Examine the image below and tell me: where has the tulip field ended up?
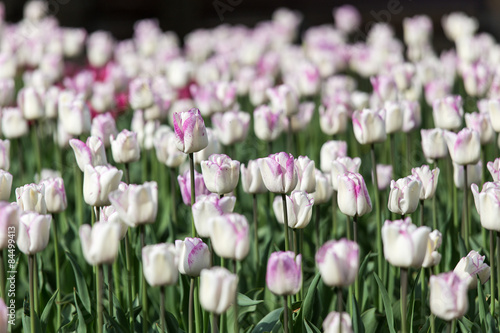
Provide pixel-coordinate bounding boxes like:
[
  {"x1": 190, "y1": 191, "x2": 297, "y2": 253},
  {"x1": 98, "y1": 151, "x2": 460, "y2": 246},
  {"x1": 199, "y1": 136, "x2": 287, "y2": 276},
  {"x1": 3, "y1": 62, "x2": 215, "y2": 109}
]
[{"x1": 1, "y1": 1, "x2": 500, "y2": 333}]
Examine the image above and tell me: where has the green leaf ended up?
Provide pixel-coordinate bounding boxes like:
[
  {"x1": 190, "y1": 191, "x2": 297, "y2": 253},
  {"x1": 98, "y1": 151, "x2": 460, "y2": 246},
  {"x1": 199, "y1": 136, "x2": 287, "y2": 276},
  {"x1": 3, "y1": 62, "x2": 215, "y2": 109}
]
[
  {"x1": 238, "y1": 293, "x2": 264, "y2": 307},
  {"x1": 40, "y1": 289, "x2": 58, "y2": 331},
  {"x1": 302, "y1": 272, "x2": 320, "y2": 321},
  {"x1": 251, "y1": 308, "x2": 283, "y2": 333},
  {"x1": 73, "y1": 290, "x2": 87, "y2": 333},
  {"x1": 352, "y1": 293, "x2": 365, "y2": 333},
  {"x1": 66, "y1": 251, "x2": 91, "y2": 313},
  {"x1": 373, "y1": 272, "x2": 396, "y2": 333},
  {"x1": 304, "y1": 319, "x2": 321, "y2": 333},
  {"x1": 361, "y1": 308, "x2": 377, "y2": 333}
]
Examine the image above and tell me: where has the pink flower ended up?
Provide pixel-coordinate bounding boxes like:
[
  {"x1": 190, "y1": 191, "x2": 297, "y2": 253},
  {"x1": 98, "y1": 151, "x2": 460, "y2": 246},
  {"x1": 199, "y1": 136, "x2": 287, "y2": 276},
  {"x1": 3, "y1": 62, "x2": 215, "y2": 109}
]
[
  {"x1": 253, "y1": 105, "x2": 284, "y2": 142},
  {"x1": 444, "y1": 128, "x2": 481, "y2": 165},
  {"x1": 429, "y1": 272, "x2": 468, "y2": 320},
  {"x1": 258, "y1": 152, "x2": 298, "y2": 194},
  {"x1": 337, "y1": 172, "x2": 372, "y2": 217},
  {"x1": 266, "y1": 251, "x2": 302, "y2": 296},
  {"x1": 333, "y1": 5, "x2": 361, "y2": 34},
  {"x1": 177, "y1": 169, "x2": 210, "y2": 206},
  {"x1": 316, "y1": 238, "x2": 359, "y2": 287},
  {"x1": 192, "y1": 193, "x2": 236, "y2": 237},
  {"x1": 173, "y1": 108, "x2": 209, "y2": 154},
  {"x1": 91, "y1": 112, "x2": 117, "y2": 147}
]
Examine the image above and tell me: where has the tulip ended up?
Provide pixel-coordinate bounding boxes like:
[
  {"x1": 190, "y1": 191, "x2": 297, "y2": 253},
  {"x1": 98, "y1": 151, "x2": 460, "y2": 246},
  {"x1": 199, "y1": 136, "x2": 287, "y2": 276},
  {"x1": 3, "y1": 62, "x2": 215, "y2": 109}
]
[
  {"x1": 79, "y1": 222, "x2": 120, "y2": 265},
  {"x1": 190, "y1": 83, "x2": 223, "y2": 116},
  {"x1": 331, "y1": 157, "x2": 362, "y2": 191},
  {"x1": 0, "y1": 298, "x2": 7, "y2": 332},
  {"x1": 165, "y1": 57, "x2": 192, "y2": 89},
  {"x1": 411, "y1": 165, "x2": 440, "y2": 200},
  {"x1": 391, "y1": 62, "x2": 416, "y2": 92},
  {"x1": 87, "y1": 31, "x2": 114, "y2": 68},
  {"x1": 337, "y1": 172, "x2": 372, "y2": 217},
  {"x1": 383, "y1": 101, "x2": 403, "y2": 134},
  {"x1": 201, "y1": 154, "x2": 240, "y2": 195},
  {"x1": 154, "y1": 126, "x2": 186, "y2": 168},
  {"x1": 323, "y1": 311, "x2": 353, "y2": 333},
  {"x1": 471, "y1": 182, "x2": 500, "y2": 231},
  {"x1": 110, "y1": 129, "x2": 141, "y2": 164},
  {"x1": 193, "y1": 128, "x2": 221, "y2": 164},
  {"x1": 240, "y1": 160, "x2": 267, "y2": 195},
  {"x1": 253, "y1": 105, "x2": 284, "y2": 142},
  {"x1": 319, "y1": 104, "x2": 348, "y2": 136},
  {"x1": 442, "y1": 12, "x2": 477, "y2": 42},
  {"x1": 432, "y1": 96, "x2": 463, "y2": 131},
  {"x1": 91, "y1": 113, "x2": 117, "y2": 147},
  {"x1": 142, "y1": 243, "x2": 178, "y2": 286},
  {"x1": 83, "y1": 165, "x2": 123, "y2": 207},
  {"x1": 58, "y1": 91, "x2": 91, "y2": 136},
  {"x1": 192, "y1": 193, "x2": 235, "y2": 238},
  {"x1": 444, "y1": 128, "x2": 481, "y2": 165},
  {"x1": 465, "y1": 112, "x2": 494, "y2": 145},
  {"x1": 213, "y1": 81, "x2": 237, "y2": 112},
  {"x1": 69, "y1": 137, "x2": 108, "y2": 172},
  {"x1": 267, "y1": 84, "x2": 299, "y2": 116},
  {"x1": 371, "y1": 75, "x2": 398, "y2": 105},
  {"x1": 100, "y1": 205, "x2": 128, "y2": 240},
  {"x1": 462, "y1": 61, "x2": 491, "y2": 97},
  {"x1": 40, "y1": 177, "x2": 67, "y2": 214},
  {"x1": 211, "y1": 110, "x2": 250, "y2": 146},
  {"x1": 425, "y1": 79, "x2": 451, "y2": 106},
  {"x1": 0, "y1": 170, "x2": 12, "y2": 201},
  {"x1": 420, "y1": 128, "x2": 448, "y2": 162},
  {"x1": 0, "y1": 79, "x2": 14, "y2": 107},
  {"x1": 388, "y1": 176, "x2": 422, "y2": 215},
  {"x1": 44, "y1": 86, "x2": 60, "y2": 119},
  {"x1": 311, "y1": 170, "x2": 333, "y2": 205},
  {"x1": 294, "y1": 156, "x2": 316, "y2": 193},
  {"x1": 199, "y1": 266, "x2": 238, "y2": 314},
  {"x1": 129, "y1": 77, "x2": 154, "y2": 110},
  {"x1": 334, "y1": 4, "x2": 360, "y2": 34},
  {"x1": 454, "y1": 162, "x2": 481, "y2": 190},
  {"x1": 429, "y1": 272, "x2": 468, "y2": 321},
  {"x1": 453, "y1": 250, "x2": 490, "y2": 289},
  {"x1": 0, "y1": 202, "x2": 19, "y2": 249},
  {"x1": 352, "y1": 109, "x2": 387, "y2": 145},
  {"x1": 0, "y1": 140, "x2": 10, "y2": 172},
  {"x1": 289, "y1": 102, "x2": 315, "y2": 133},
  {"x1": 376, "y1": 164, "x2": 393, "y2": 190},
  {"x1": 249, "y1": 75, "x2": 274, "y2": 106},
  {"x1": 177, "y1": 169, "x2": 210, "y2": 206},
  {"x1": 421, "y1": 229, "x2": 442, "y2": 268},
  {"x1": 90, "y1": 82, "x2": 115, "y2": 113},
  {"x1": 210, "y1": 213, "x2": 250, "y2": 261},
  {"x1": 266, "y1": 251, "x2": 302, "y2": 295},
  {"x1": 18, "y1": 87, "x2": 44, "y2": 121},
  {"x1": 62, "y1": 27, "x2": 86, "y2": 57},
  {"x1": 401, "y1": 100, "x2": 422, "y2": 133},
  {"x1": 17, "y1": 211, "x2": 52, "y2": 255},
  {"x1": 175, "y1": 237, "x2": 211, "y2": 277},
  {"x1": 488, "y1": 99, "x2": 500, "y2": 131},
  {"x1": 273, "y1": 190, "x2": 314, "y2": 229},
  {"x1": 487, "y1": 158, "x2": 500, "y2": 181},
  {"x1": 258, "y1": 152, "x2": 298, "y2": 194},
  {"x1": 16, "y1": 183, "x2": 46, "y2": 214},
  {"x1": 382, "y1": 217, "x2": 431, "y2": 268},
  {"x1": 63, "y1": 71, "x2": 94, "y2": 100},
  {"x1": 403, "y1": 15, "x2": 432, "y2": 47},
  {"x1": 173, "y1": 108, "x2": 209, "y2": 154},
  {"x1": 320, "y1": 140, "x2": 348, "y2": 173},
  {"x1": 2, "y1": 107, "x2": 28, "y2": 139},
  {"x1": 108, "y1": 181, "x2": 157, "y2": 227},
  {"x1": 316, "y1": 239, "x2": 359, "y2": 287}
]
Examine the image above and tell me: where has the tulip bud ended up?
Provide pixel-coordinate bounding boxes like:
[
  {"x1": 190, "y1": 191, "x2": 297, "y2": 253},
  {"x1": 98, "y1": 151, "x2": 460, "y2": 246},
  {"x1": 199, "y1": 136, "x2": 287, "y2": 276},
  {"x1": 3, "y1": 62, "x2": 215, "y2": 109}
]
[
  {"x1": 0, "y1": 79, "x2": 14, "y2": 107},
  {"x1": 175, "y1": 237, "x2": 211, "y2": 277},
  {"x1": 290, "y1": 102, "x2": 315, "y2": 133},
  {"x1": 129, "y1": 77, "x2": 154, "y2": 110},
  {"x1": 253, "y1": 105, "x2": 284, "y2": 142},
  {"x1": 316, "y1": 238, "x2": 359, "y2": 287},
  {"x1": 444, "y1": 128, "x2": 481, "y2": 165},
  {"x1": 18, "y1": 87, "x2": 44, "y2": 121},
  {"x1": 80, "y1": 222, "x2": 120, "y2": 265},
  {"x1": 100, "y1": 205, "x2": 128, "y2": 240},
  {"x1": 17, "y1": 211, "x2": 52, "y2": 255},
  {"x1": 462, "y1": 61, "x2": 491, "y2": 97},
  {"x1": 2, "y1": 107, "x2": 28, "y2": 139},
  {"x1": 432, "y1": 96, "x2": 463, "y2": 130},
  {"x1": 294, "y1": 156, "x2": 316, "y2": 193},
  {"x1": 267, "y1": 84, "x2": 299, "y2": 116},
  {"x1": 323, "y1": 311, "x2": 353, "y2": 333},
  {"x1": 70, "y1": 137, "x2": 108, "y2": 172},
  {"x1": 401, "y1": 100, "x2": 422, "y2": 133},
  {"x1": 90, "y1": 82, "x2": 115, "y2": 113},
  {"x1": 40, "y1": 177, "x2": 67, "y2": 214},
  {"x1": 487, "y1": 158, "x2": 500, "y2": 182},
  {"x1": 411, "y1": 165, "x2": 440, "y2": 200},
  {"x1": 211, "y1": 110, "x2": 250, "y2": 146},
  {"x1": 454, "y1": 162, "x2": 481, "y2": 190},
  {"x1": 63, "y1": 71, "x2": 94, "y2": 100},
  {"x1": 110, "y1": 129, "x2": 141, "y2": 164},
  {"x1": 154, "y1": 126, "x2": 186, "y2": 168},
  {"x1": 388, "y1": 176, "x2": 422, "y2": 215},
  {"x1": 334, "y1": 4, "x2": 360, "y2": 34},
  {"x1": 87, "y1": 31, "x2": 114, "y2": 68},
  {"x1": 63, "y1": 27, "x2": 86, "y2": 58},
  {"x1": 376, "y1": 164, "x2": 393, "y2": 190},
  {"x1": 471, "y1": 181, "x2": 500, "y2": 231},
  {"x1": 201, "y1": 154, "x2": 240, "y2": 195},
  {"x1": 91, "y1": 113, "x2": 117, "y2": 147},
  {"x1": 337, "y1": 172, "x2": 372, "y2": 217},
  {"x1": 311, "y1": 169, "x2": 333, "y2": 204},
  {"x1": 273, "y1": 190, "x2": 314, "y2": 229},
  {"x1": 453, "y1": 250, "x2": 490, "y2": 289},
  {"x1": 44, "y1": 86, "x2": 60, "y2": 119},
  {"x1": 421, "y1": 128, "x2": 448, "y2": 162},
  {"x1": 16, "y1": 183, "x2": 46, "y2": 214},
  {"x1": 422, "y1": 229, "x2": 442, "y2": 268},
  {"x1": 488, "y1": 99, "x2": 500, "y2": 131},
  {"x1": 192, "y1": 194, "x2": 235, "y2": 237},
  {"x1": 210, "y1": 213, "x2": 250, "y2": 261},
  {"x1": 0, "y1": 140, "x2": 9, "y2": 171},
  {"x1": 0, "y1": 170, "x2": 12, "y2": 201},
  {"x1": 429, "y1": 272, "x2": 468, "y2": 321},
  {"x1": 142, "y1": 243, "x2": 178, "y2": 286},
  {"x1": 240, "y1": 160, "x2": 267, "y2": 195},
  {"x1": 258, "y1": 152, "x2": 298, "y2": 194},
  {"x1": 58, "y1": 91, "x2": 91, "y2": 136},
  {"x1": 199, "y1": 266, "x2": 238, "y2": 314},
  {"x1": 83, "y1": 165, "x2": 123, "y2": 207},
  {"x1": 352, "y1": 109, "x2": 387, "y2": 145},
  {"x1": 249, "y1": 75, "x2": 274, "y2": 106},
  {"x1": 383, "y1": 101, "x2": 403, "y2": 134},
  {"x1": 382, "y1": 217, "x2": 431, "y2": 268},
  {"x1": 193, "y1": 128, "x2": 221, "y2": 164},
  {"x1": 465, "y1": 112, "x2": 494, "y2": 145},
  {"x1": 266, "y1": 251, "x2": 302, "y2": 296},
  {"x1": 442, "y1": 12, "x2": 477, "y2": 42},
  {"x1": 173, "y1": 108, "x2": 209, "y2": 154},
  {"x1": 109, "y1": 181, "x2": 157, "y2": 227},
  {"x1": 331, "y1": 157, "x2": 361, "y2": 191},
  {"x1": 0, "y1": 202, "x2": 19, "y2": 249},
  {"x1": 318, "y1": 103, "x2": 348, "y2": 136},
  {"x1": 177, "y1": 169, "x2": 210, "y2": 206},
  {"x1": 371, "y1": 75, "x2": 398, "y2": 103},
  {"x1": 320, "y1": 140, "x2": 348, "y2": 173}
]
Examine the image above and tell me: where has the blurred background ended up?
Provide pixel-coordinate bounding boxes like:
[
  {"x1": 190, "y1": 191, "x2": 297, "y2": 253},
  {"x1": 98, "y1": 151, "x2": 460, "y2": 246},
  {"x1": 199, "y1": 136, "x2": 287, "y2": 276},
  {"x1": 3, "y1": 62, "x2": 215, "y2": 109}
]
[{"x1": 1, "y1": 0, "x2": 499, "y2": 49}]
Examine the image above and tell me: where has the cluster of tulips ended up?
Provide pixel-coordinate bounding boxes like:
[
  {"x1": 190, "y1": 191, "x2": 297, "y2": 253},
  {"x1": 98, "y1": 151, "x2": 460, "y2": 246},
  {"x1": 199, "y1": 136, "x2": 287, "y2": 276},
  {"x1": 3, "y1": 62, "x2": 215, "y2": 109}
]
[{"x1": 0, "y1": 1, "x2": 499, "y2": 332}]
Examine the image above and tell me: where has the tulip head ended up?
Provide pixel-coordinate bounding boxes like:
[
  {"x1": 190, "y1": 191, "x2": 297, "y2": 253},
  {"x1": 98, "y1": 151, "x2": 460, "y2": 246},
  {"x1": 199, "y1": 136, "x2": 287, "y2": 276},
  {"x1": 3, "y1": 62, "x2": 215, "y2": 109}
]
[
  {"x1": 266, "y1": 251, "x2": 302, "y2": 296},
  {"x1": 453, "y1": 250, "x2": 490, "y2": 289},
  {"x1": 411, "y1": 165, "x2": 440, "y2": 200},
  {"x1": 429, "y1": 272, "x2": 468, "y2": 321},
  {"x1": 352, "y1": 108, "x2": 387, "y2": 145},
  {"x1": 142, "y1": 243, "x2": 178, "y2": 286},
  {"x1": 17, "y1": 211, "x2": 52, "y2": 255},
  {"x1": 192, "y1": 193, "x2": 236, "y2": 237},
  {"x1": 173, "y1": 108, "x2": 209, "y2": 154},
  {"x1": 199, "y1": 267, "x2": 238, "y2": 314},
  {"x1": 201, "y1": 154, "x2": 240, "y2": 195},
  {"x1": 337, "y1": 172, "x2": 372, "y2": 217},
  {"x1": 40, "y1": 177, "x2": 67, "y2": 213},
  {"x1": 444, "y1": 128, "x2": 481, "y2": 165},
  {"x1": 83, "y1": 165, "x2": 123, "y2": 207},
  {"x1": 421, "y1": 229, "x2": 442, "y2": 268},
  {"x1": 110, "y1": 129, "x2": 141, "y2": 164},
  {"x1": 258, "y1": 152, "x2": 298, "y2": 194},
  {"x1": 209, "y1": 213, "x2": 250, "y2": 261},
  {"x1": 175, "y1": 237, "x2": 211, "y2": 277},
  {"x1": 273, "y1": 190, "x2": 314, "y2": 229},
  {"x1": 387, "y1": 176, "x2": 422, "y2": 215},
  {"x1": 240, "y1": 160, "x2": 267, "y2": 195},
  {"x1": 316, "y1": 238, "x2": 359, "y2": 287}
]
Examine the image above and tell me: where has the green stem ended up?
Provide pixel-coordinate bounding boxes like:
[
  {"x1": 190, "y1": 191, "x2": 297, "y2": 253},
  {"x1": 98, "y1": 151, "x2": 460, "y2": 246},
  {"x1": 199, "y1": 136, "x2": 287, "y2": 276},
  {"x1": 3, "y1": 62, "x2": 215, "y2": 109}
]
[
  {"x1": 419, "y1": 200, "x2": 424, "y2": 226},
  {"x1": 15, "y1": 138, "x2": 24, "y2": 183},
  {"x1": 420, "y1": 268, "x2": 425, "y2": 320},
  {"x1": 497, "y1": 232, "x2": 500, "y2": 319},
  {"x1": 406, "y1": 132, "x2": 411, "y2": 175},
  {"x1": 233, "y1": 260, "x2": 239, "y2": 333},
  {"x1": 74, "y1": 161, "x2": 83, "y2": 225},
  {"x1": 463, "y1": 166, "x2": 469, "y2": 249},
  {"x1": 212, "y1": 313, "x2": 219, "y2": 333},
  {"x1": 253, "y1": 194, "x2": 259, "y2": 272},
  {"x1": 125, "y1": 163, "x2": 130, "y2": 184},
  {"x1": 432, "y1": 195, "x2": 437, "y2": 230},
  {"x1": 170, "y1": 167, "x2": 178, "y2": 229},
  {"x1": 34, "y1": 255, "x2": 38, "y2": 314},
  {"x1": 490, "y1": 230, "x2": 495, "y2": 316},
  {"x1": 346, "y1": 216, "x2": 351, "y2": 241},
  {"x1": 401, "y1": 268, "x2": 408, "y2": 333},
  {"x1": 370, "y1": 144, "x2": 383, "y2": 311},
  {"x1": 32, "y1": 121, "x2": 42, "y2": 178},
  {"x1": 283, "y1": 295, "x2": 289, "y2": 333},
  {"x1": 194, "y1": 278, "x2": 201, "y2": 333},
  {"x1": 337, "y1": 288, "x2": 343, "y2": 333},
  {"x1": 189, "y1": 153, "x2": 196, "y2": 237},
  {"x1": 315, "y1": 205, "x2": 321, "y2": 251},
  {"x1": 353, "y1": 214, "x2": 358, "y2": 244},
  {"x1": 113, "y1": 259, "x2": 121, "y2": 307},
  {"x1": 160, "y1": 286, "x2": 167, "y2": 332},
  {"x1": 332, "y1": 192, "x2": 337, "y2": 239},
  {"x1": 389, "y1": 133, "x2": 396, "y2": 178},
  {"x1": 97, "y1": 265, "x2": 104, "y2": 333},
  {"x1": 448, "y1": 319, "x2": 456, "y2": 333},
  {"x1": 287, "y1": 116, "x2": 292, "y2": 154},
  {"x1": 189, "y1": 278, "x2": 194, "y2": 333},
  {"x1": 108, "y1": 264, "x2": 113, "y2": 318},
  {"x1": 431, "y1": 314, "x2": 436, "y2": 333},
  {"x1": 125, "y1": 230, "x2": 134, "y2": 332},
  {"x1": 282, "y1": 194, "x2": 290, "y2": 252},
  {"x1": 29, "y1": 255, "x2": 35, "y2": 331},
  {"x1": 141, "y1": 226, "x2": 148, "y2": 333},
  {"x1": 52, "y1": 214, "x2": 61, "y2": 329}
]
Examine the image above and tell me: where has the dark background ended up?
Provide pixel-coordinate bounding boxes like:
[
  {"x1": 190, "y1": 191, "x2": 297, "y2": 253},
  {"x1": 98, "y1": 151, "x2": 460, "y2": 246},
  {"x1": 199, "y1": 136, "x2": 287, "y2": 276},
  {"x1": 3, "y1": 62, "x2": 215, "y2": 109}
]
[{"x1": 1, "y1": 0, "x2": 499, "y2": 50}]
